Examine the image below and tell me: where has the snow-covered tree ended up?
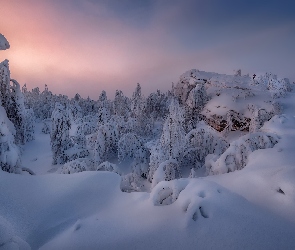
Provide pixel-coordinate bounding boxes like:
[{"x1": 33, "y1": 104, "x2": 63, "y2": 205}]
[
  {"x1": 249, "y1": 108, "x2": 272, "y2": 133},
  {"x1": 118, "y1": 132, "x2": 143, "y2": 162},
  {"x1": 151, "y1": 159, "x2": 181, "y2": 188},
  {"x1": 9, "y1": 79, "x2": 35, "y2": 144},
  {"x1": 94, "y1": 123, "x2": 119, "y2": 165},
  {"x1": 184, "y1": 83, "x2": 208, "y2": 131},
  {"x1": 182, "y1": 121, "x2": 229, "y2": 170},
  {"x1": 148, "y1": 99, "x2": 186, "y2": 182},
  {"x1": 145, "y1": 90, "x2": 169, "y2": 120},
  {"x1": 50, "y1": 103, "x2": 72, "y2": 164},
  {"x1": 207, "y1": 132, "x2": 279, "y2": 175},
  {"x1": 160, "y1": 98, "x2": 186, "y2": 160},
  {"x1": 113, "y1": 90, "x2": 130, "y2": 118},
  {"x1": 257, "y1": 73, "x2": 292, "y2": 99},
  {"x1": 0, "y1": 106, "x2": 21, "y2": 173},
  {"x1": 59, "y1": 158, "x2": 94, "y2": 174}
]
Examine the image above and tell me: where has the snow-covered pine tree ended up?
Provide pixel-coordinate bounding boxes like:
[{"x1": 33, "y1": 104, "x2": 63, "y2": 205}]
[
  {"x1": 113, "y1": 90, "x2": 130, "y2": 118},
  {"x1": 10, "y1": 79, "x2": 35, "y2": 144},
  {"x1": 94, "y1": 122, "x2": 118, "y2": 165},
  {"x1": 184, "y1": 83, "x2": 208, "y2": 131},
  {"x1": 50, "y1": 102, "x2": 72, "y2": 164},
  {"x1": 0, "y1": 105, "x2": 21, "y2": 173},
  {"x1": 0, "y1": 34, "x2": 21, "y2": 173},
  {"x1": 148, "y1": 98, "x2": 186, "y2": 182},
  {"x1": 129, "y1": 83, "x2": 152, "y2": 136},
  {"x1": 145, "y1": 90, "x2": 169, "y2": 120}
]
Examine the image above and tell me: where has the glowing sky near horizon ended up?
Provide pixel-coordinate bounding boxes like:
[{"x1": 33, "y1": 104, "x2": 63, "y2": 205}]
[{"x1": 0, "y1": 0, "x2": 294, "y2": 99}]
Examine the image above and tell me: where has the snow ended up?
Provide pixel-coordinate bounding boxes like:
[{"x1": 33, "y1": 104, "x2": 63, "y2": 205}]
[
  {"x1": 1, "y1": 68, "x2": 295, "y2": 249},
  {"x1": 1, "y1": 170, "x2": 295, "y2": 249},
  {"x1": 21, "y1": 123, "x2": 57, "y2": 174}
]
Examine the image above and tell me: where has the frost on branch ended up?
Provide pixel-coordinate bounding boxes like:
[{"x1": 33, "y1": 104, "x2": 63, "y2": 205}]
[{"x1": 207, "y1": 132, "x2": 279, "y2": 175}]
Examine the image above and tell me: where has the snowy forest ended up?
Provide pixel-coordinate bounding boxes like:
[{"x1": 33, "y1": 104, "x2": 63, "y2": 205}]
[{"x1": 1, "y1": 32, "x2": 295, "y2": 250}]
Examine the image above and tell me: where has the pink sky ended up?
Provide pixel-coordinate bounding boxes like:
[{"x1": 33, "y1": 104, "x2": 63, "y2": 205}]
[{"x1": 1, "y1": 0, "x2": 294, "y2": 99}]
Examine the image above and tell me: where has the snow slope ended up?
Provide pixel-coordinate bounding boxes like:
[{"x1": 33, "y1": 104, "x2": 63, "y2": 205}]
[
  {"x1": 21, "y1": 123, "x2": 57, "y2": 175},
  {"x1": 1, "y1": 171, "x2": 295, "y2": 250}
]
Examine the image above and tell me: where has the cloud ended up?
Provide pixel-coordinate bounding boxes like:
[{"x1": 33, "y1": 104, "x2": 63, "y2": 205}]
[{"x1": 0, "y1": 0, "x2": 294, "y2": 99}]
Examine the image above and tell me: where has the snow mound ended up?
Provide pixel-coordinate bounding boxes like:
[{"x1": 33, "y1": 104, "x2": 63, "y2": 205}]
[
  {"x1": 0, "y1": 215, "x2": 30, "y2": 250},
  {"x1": 207, "y1": 132, "x2": 279, "y2": 175}
]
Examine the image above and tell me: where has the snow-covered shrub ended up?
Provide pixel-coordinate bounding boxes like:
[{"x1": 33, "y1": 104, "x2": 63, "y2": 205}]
[
  {"x1": 97, "y1": 161, "x2": 120, "y2": 175},
  {"x1": 258, "y1": 73, "x2": 292, "y2": 99},
  {"x1": 150, "y1": 178, "x2": 189, "y2": 206},
  {"x1": 151, "y1": 159, "x2": 182, "y2": 189},
  {"x1": 59, "y1": 158, "x2": 94, "y2": 174},
  {"x1": 182, "y1": 122, "x2": 229, "y2": 170},
  {"x1": 0, "y1": 106, "x2": 21, "y2": 173},
  {"x1": 207, "y1": 132, "x2": 279, "y2": 175},
  {"x1": 249, "y1": 108, "x2": 273, "y2": 133},
  {"x1": 51, "y1": 103, "x2": 72, "y2": 164},
  {"x1": 121, "y1": 173, "x2": 145, "y2": 192}
]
